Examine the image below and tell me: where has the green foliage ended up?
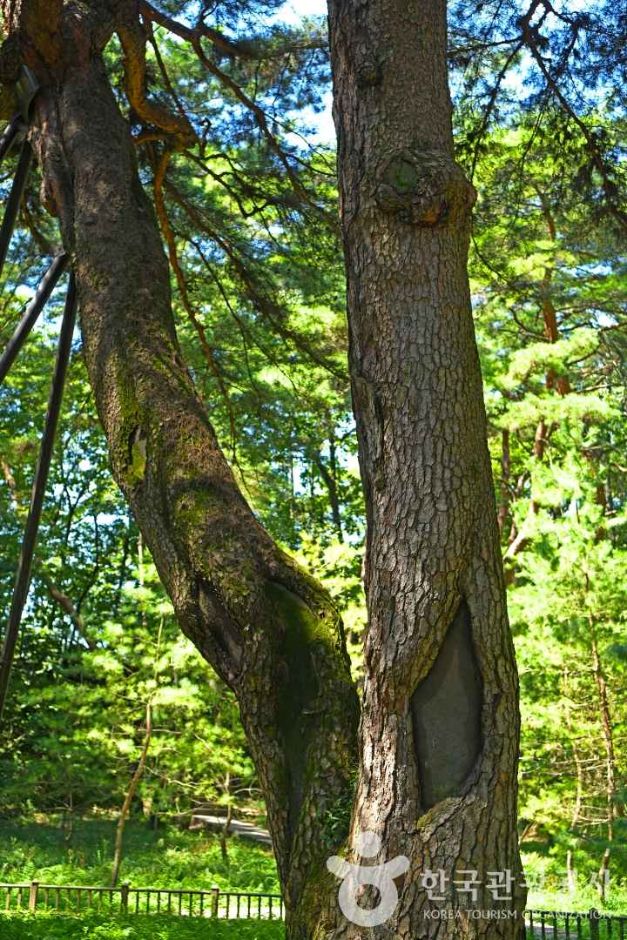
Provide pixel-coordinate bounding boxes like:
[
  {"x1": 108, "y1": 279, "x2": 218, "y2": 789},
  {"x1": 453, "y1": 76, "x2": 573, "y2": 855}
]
[
  {"x1": 0, "y1": 820, "x2": 279, "y2": 893},
  {"x1": 468, "y1": 116, "x2": 627, "y2": 900},
  {"x1": 0, "y1": 346, "x2": 256, "y2": 827},
  {"x1": 319, "y1": 769, "x2": 357, "y2": 852}
]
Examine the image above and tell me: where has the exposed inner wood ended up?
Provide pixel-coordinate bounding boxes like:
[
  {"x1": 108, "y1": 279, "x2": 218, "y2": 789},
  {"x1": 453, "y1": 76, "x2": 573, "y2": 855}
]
[{"x1": 411, "y1": 602, "x2": 483, "y2": 808}]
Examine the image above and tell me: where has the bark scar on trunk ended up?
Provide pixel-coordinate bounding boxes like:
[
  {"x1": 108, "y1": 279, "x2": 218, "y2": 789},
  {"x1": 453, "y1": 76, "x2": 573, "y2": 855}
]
[
  {"x1": 127, "y1": 425, "x2": 147, "y2": 485},
  {"x1": 410, "y1": 600, "x2": 483, "y2": 809}
]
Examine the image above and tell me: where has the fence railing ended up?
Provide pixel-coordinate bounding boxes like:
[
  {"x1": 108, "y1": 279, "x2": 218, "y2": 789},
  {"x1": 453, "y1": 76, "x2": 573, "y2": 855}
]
[
  {"x1": 1, "y1": 884, "x2": 626, "y2": 936},
  {"x1": 0, "y1": 882, "x2": 284, "y2": 920},
  {"x1": 526, "y1": 909, "x2": 627, "y2": 939}
]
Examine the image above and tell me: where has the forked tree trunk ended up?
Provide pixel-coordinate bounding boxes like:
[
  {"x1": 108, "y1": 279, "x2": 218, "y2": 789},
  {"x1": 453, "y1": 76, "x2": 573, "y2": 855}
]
[{"x1": 1, "y1": 1, "x2": 524, "y2": 936}]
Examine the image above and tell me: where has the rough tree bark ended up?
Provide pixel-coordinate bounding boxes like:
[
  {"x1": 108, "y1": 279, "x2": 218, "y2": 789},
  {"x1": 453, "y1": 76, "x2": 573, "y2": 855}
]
[
  {"x1": 0, "y1": 0, "x2": 524, "y2": 936},
  {"x1": 325, "y1": 0, "x2": 525, "y2": 935}
]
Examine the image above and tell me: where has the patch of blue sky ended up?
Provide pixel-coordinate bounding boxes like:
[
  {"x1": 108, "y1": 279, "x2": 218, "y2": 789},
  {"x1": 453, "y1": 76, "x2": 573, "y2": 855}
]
[{"x1": 271, "y1": 0, "x2": 335, "y2": 145}]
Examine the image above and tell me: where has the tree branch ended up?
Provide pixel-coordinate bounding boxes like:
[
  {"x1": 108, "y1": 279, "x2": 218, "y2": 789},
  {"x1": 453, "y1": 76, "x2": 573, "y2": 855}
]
[
  {"x1": 138, "y1": 1, "x2": 251, "y2": 60},
  {"x1": 116, "y1": 7, "x2": 195, "y2": 148},
  {"x1": 164, "y1": 177, "x2": 344, "y2": 376},
  {"x1": 523, "y1": 16, "x2": 627, "y2": 231}
]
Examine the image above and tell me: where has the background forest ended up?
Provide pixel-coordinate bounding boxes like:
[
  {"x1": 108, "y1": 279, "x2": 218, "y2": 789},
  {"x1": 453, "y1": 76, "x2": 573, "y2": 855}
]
[{"x1": 0, "y1": 0, "x2": 625, "y2": 917}]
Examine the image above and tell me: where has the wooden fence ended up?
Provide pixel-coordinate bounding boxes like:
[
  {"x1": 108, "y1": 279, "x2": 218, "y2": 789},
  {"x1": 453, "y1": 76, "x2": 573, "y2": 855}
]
[
  {"x1": 0, "y1": 882, "x2": 284, "y2": 919},
  {"x1": 526, "y1": 909, "x2": 627, "y2": 939},
  {"x1": 1, "y1": 883, "x2": 626, "y2": 937}
]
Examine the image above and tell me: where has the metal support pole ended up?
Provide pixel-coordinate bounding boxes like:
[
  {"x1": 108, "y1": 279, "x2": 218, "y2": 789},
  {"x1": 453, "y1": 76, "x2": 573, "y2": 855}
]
[
  {"x1": 0, "y1": 140, "x2": 33, "y2": 280},
  {"x1": 0, "y1": 253, "x2": 68, "y2": 385},
  {"x1": 0, "y1": 271, "x2": 77, "y2": 723},
  {"x1": 0, "y1": 115, "x2": 23, "y2": 162}
]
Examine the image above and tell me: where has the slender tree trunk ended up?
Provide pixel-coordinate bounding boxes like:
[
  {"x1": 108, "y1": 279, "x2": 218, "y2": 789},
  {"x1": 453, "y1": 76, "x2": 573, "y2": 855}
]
[
  {"x1": 220, "y1": 772, "x2": 233, "y2": 863},
  {"x1": 326, "y1": 0, "x2": 524, "y2": 935},
  {"x1": 498, "y1": 430, "x2": 511, "y2": 536},
  {"x1": 589, "y1": 619, "x2": 621, "y2": 902},
  {"x1": 313, "y1": 450, "x2": 344, "y2": 542},
  {"x1": 111, "y1": 702, "x2": 152, "y2": 887},
  {"x1": 536, "y1": 192, "x2": 571, "y2": 397},
  {"x1": 563, "y1": 668, "x2": 583, "y2": 896}
]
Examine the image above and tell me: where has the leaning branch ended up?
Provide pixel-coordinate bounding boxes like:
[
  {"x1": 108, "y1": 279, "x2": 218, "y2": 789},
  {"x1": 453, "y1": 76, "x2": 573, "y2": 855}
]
[
  {"x1": 191, "y1": 43, "x2": 308, "y2": 200},
  {"x1": 41, "y1": 573, "x2": 97, "y2": 651},
  {"x1": 164, "y1": 178, "x2": 344, "y2": 377}
]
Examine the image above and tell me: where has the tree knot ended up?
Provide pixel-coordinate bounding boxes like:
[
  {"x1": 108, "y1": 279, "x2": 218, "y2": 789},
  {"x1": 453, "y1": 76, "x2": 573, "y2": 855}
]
[
  {"x1": 374, "y1": 148, "x2": 476, "y2": 226},
  {"x1": 356, "y1": 58, "x2": 383, "y2": 89}
]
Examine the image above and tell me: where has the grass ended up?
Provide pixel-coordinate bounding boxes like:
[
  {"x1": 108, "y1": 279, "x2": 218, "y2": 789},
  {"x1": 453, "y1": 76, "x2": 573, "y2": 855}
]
[
  {"x1": 0, "y1": 817, "x2": 279, "y2": 893},
  {"x1": 0, "y1": 913, "x2": 285, "y2": 939},
  {"x1": 522, "y1": 848, "x2": 627, "y2": 915},
  {"x1": 525, "y1": 883, "x2": 627, "y2": 915},
  {"x1": 0, "y1": 819, "x2": 283, "y2": 938}
]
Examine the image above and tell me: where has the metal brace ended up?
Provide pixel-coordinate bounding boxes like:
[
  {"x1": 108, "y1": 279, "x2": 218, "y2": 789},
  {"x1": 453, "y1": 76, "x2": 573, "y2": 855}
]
[
  {"x1": 0, "y1": 65, "x2": 40, "y2": 158},
  {"x1": 0, "y1": 64, "x2": 75, "y2": 725}
]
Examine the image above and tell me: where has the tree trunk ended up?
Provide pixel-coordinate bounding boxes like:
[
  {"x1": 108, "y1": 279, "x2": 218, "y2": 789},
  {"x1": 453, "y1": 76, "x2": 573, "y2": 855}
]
[
  {"x1": 563, "y1": 667, "x2": 582, "y2": 896},
  {"x1": 313, "y1": 449, "x2": 344, "y2": 542},
  {"x1": 326, "y1": 0, "x2": 525, "y2": 935},
  {"x1": 0, "y1": 3, "x2": 358, "y2": 928},
  {"x1": 220, "y1": 773, "x2": 233, "y2": 863},
  {"x1": 590, "y1": 620, "x2": 621, "y2": 902},
  {"x1": 111, "y1": 702, "x2": 152, "y2": 887}
]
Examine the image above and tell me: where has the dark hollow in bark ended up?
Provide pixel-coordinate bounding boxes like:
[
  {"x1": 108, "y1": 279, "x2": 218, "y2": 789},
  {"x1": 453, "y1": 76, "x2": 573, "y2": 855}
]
[{"x1": 411, "y1": 601, "x2": 483, "y2": 808}]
